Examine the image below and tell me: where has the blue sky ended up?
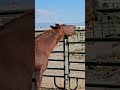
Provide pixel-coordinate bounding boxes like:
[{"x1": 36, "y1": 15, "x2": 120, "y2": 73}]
[{"x1": 35, "y1": 0, "x2": 85, "y2": 27}]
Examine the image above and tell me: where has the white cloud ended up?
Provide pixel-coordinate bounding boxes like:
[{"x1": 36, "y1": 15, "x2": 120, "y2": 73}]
[
  {"x1": 36, "y1": 9, "x2": 57, "y2": 16},
  {"x1": 35, "y1": 9, "x2": 64, "y2": 23}
]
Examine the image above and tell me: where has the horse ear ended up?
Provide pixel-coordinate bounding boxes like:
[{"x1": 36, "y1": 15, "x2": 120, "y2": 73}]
[
  {"x1": 50, "y1": 25, "x2": 58, "y2": 29},
  {"x1": 55, "y1": 24, "x2": 59, "y2": 26},
  {"x1": 55, "y1": 24, "x2": 61, "y2": 29},
  {"x1": 50, "y1": 25, "x2": 55, "y2": 29}
]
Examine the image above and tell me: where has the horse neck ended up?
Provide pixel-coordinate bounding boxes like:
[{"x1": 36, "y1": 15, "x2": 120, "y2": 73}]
[{"x1": 46, "y1": 29, "x2": 65, "y2": 52}]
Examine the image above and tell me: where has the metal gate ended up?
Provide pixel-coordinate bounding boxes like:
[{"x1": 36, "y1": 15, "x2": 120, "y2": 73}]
[{"x1": 66, "y1": 29, "x2": 85, "y2": 90}]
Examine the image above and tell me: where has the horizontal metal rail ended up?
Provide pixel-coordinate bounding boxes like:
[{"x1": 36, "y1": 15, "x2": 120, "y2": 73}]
[
  {"x1": 43, "y1": 75, "x2": 64, "y2": 77},
  {"x1": 69, "y1": 77, "x2": 85, "y2": 79},
  {"x1": 68, "y1": 42, "x2": 85, "y2": 44},
  {"x1": 51, "y1": 51, "x2": 64, "y2": 53},
  {"x1": 69, "y1": 61, "x2": 85, "y2": 63},
  {"x1": 49, "y1": 59, "x2": 64, "y2": 62},
  {"x1": 47, "y1": 68, "x2": 64, "y2": 70},
  {"x1": 86, "y1": 83, "x2": 120, "y2": 88},
  {"x1": 97, "y1": 9, "x2": 120, "y2": 13},
  {"x1": 86, "y1": 38, "x2": 120, "y2": 41},
  {"x1": 76, "y1": 30, "x2": 85, "y2": 31},
  {"x1": 69, "y1": 69, "x2": 85, "y2": 72},
  {"x1": 69, "y1": 52, "x2": 85, "y2": 54},
  {"x1": 86, "y1": 62, "x2": 120, "y2": 66}
]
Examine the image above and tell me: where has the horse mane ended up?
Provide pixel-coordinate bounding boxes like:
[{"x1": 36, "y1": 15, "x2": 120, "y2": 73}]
[
  {"x1": 35, "y1": 29, "x2": 59, "y2": 40},
  {"x1": 0, "y1": 9, "x2": 34, "y2": 30}
]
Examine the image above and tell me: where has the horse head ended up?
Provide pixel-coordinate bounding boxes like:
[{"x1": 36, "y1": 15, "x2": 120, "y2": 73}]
[{"x1": 50, "y1": 24, "x2": 76, "y2": 37}]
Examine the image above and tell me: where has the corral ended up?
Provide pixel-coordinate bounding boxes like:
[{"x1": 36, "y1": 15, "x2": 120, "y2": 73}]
[{"x1": 33, "y1": 28, "x2": 85, "y2": 90}]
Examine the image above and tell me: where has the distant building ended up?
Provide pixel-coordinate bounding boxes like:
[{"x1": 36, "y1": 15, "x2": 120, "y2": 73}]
[
  {"x1": 35, "y1": 26, "x2": 85, "y2": 31},
  {"x1": 76, "y1": 26, "x2": 85, "y2": 30}
]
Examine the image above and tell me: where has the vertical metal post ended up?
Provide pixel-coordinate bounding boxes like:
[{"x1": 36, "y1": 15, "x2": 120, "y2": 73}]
[
  {"x1": 66, "y1": 37, "x2": 70, "y2": 89},
  {"x1": 77, "y1": 32, "x2": 79, "y2": 42},
  {"x1": 63, "y1": 38, "x2": 66, "y2": 89}
]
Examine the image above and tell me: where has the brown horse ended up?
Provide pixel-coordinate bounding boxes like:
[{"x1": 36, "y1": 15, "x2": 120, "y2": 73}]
[
  {"x1": 0, "y1": 10, "x2": 34, "y2": 90},
  {"x1": 35, "y1": 24, "x2": 76, "y2": 90}
]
